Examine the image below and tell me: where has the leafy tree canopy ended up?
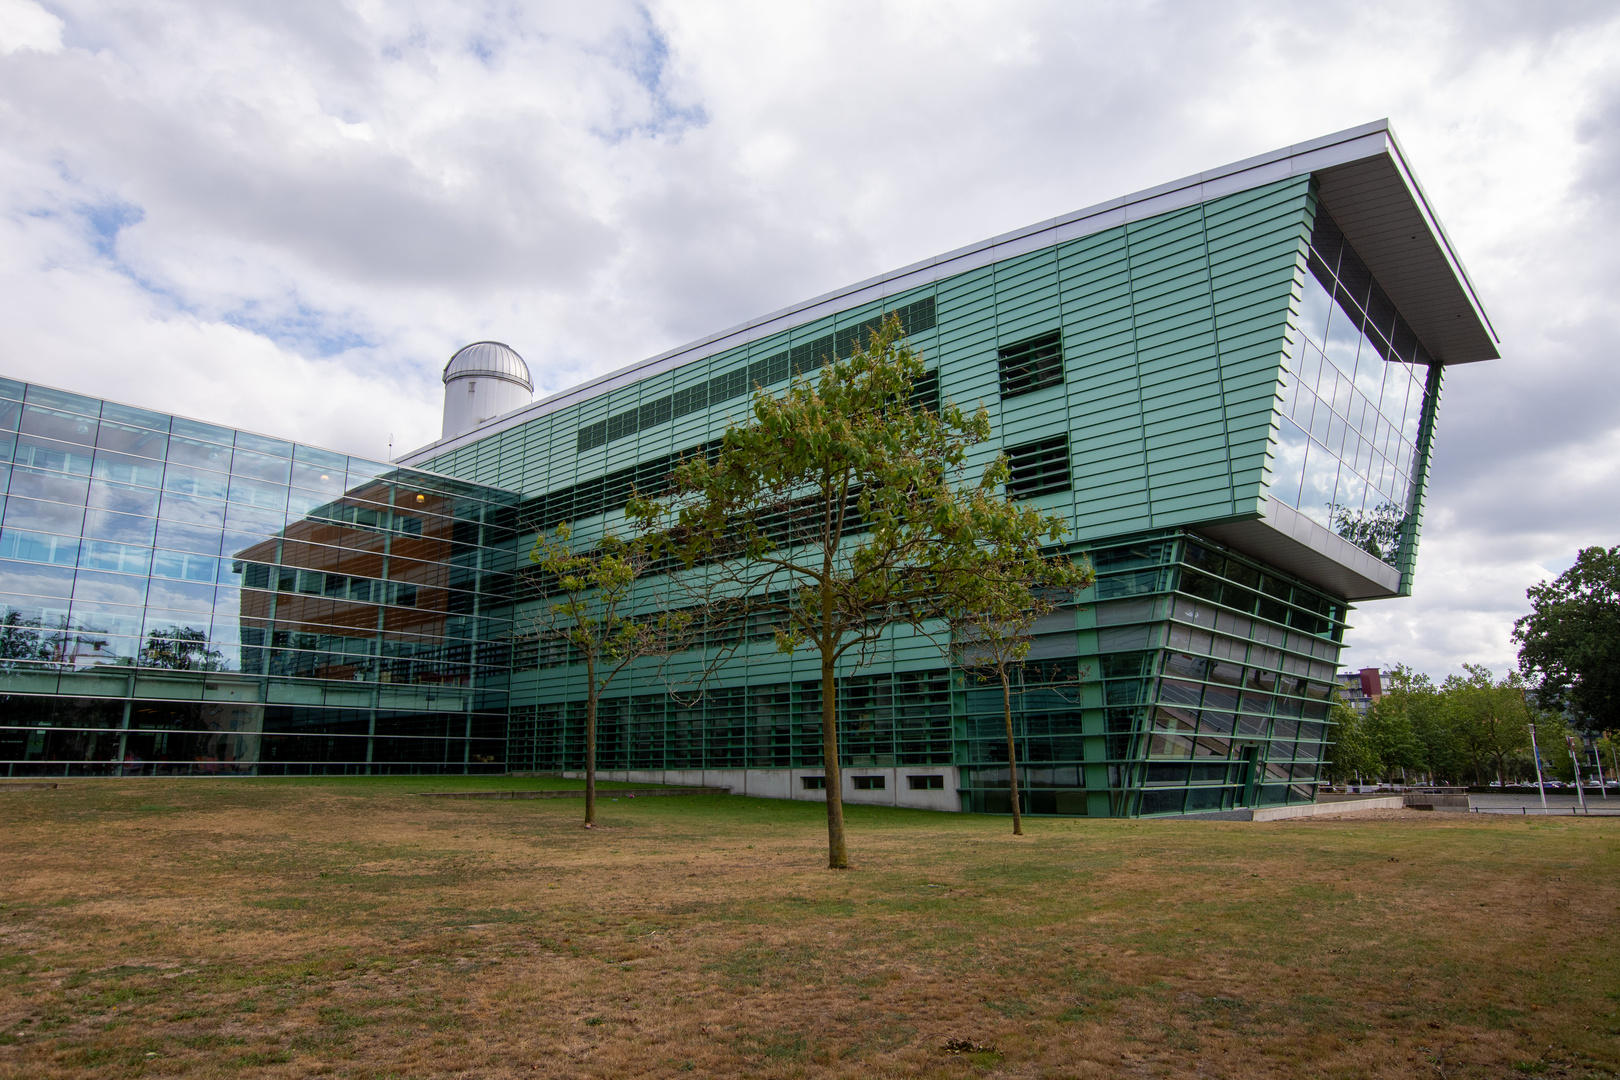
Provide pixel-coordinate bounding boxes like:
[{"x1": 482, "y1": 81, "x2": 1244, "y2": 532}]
[
  {"x1": 1513, "y1": 544, "x2": 1620, "y2": 736},
  {"x1": 654, "y1": 313, "x2": 1072, "y2": 867}
]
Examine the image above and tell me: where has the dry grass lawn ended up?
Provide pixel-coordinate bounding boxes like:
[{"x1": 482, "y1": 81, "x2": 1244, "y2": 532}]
[{"x1": 0, "y1": 777, "x2": 1616, "y2": 1079}]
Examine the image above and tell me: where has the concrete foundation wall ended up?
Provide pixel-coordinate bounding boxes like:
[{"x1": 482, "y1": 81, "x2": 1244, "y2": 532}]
[
  {"x1": 1252, "y1": 796, "x2": 1404, "y2": 821},
  {"x1": 559, "y1": 767, "x2": 961, "y2": 812}
]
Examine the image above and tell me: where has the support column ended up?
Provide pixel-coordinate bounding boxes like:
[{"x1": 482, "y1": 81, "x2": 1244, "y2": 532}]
[{"x1": 1397, "y1": 363, "x2": 1444, "y2": 596}]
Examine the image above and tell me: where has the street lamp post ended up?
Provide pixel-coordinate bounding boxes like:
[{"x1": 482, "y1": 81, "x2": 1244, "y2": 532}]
[
  {"x1": 1566, "y1": 734, "x2": 1588, "y2": 813},
  {"x1": 1527, "y1": 723, "x2": 1549, "y2": 810}
]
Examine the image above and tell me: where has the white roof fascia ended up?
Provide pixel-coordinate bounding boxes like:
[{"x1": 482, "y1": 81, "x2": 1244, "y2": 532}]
[{"x1": 1377, "y1": 125, "x2": 1499, "y2": 345}]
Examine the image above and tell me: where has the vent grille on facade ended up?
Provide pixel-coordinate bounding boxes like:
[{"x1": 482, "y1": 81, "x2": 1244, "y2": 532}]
[
  {"x1": 1005, "y1": 434, "x2": 1071, "y2": 499},
  {"x1": 909, "y1": 370, "x2": 940, "y2": 413},
  {"x1": 997, "y1": 330, "x2": 1064, "y2": 399},
  {"x1": 579, "y1": 296, "x2": 936, "y2": 451}
]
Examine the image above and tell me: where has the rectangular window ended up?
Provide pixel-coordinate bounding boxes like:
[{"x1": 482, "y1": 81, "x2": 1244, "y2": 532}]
[
  {"x1": 637, "y1": 397, "x2": 672, "y2": 431},
  {"x1": 709, "y1": 368, "x2": 749, "y2": 404},
  {"x1": 907, "y1": 774, "x2": 943, "y2": 790},
  {"x1": 577, "y1": 420, "x2": 607, "y2": 452},
  {"x1": 1005, "y1": 434, "x2": 1071, "y2": 499},
  {"x1": 800, "y1": 775, "x2": 826, "y2": 790},
  {"x1": 998, "y1": 330, "x2": 1064, "y2": 398},
  {"x1": 852, "y1": 775, "x2": 885, "y2": 790},
  {"x1": 672, "y1": 384, "x2": 708, "y2": 418},
  {"x1": 606, "y1": 409, "x2": 639, "y2": 442},
  {"x1": 748, "y1": 351, "x2": 790, "y2": 388}
]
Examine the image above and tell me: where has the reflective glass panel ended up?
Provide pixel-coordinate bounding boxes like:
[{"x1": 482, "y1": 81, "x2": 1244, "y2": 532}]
[
  {"x1": 0, "y1": 559, "x2": 76, "y2": 597},
  {"x1": 147, "y1": 577, "x2": 216, "y2": 612},
  {"x1": 229, "y1": 449, "x2": 292, "y2": 485},
  {"x1": 8, "y1": 467, "x2": 89, "y2": 505},
  {"x1": 151, "y1": 549, "x2": 219, "y2": 584},
  {"x1": 234, "y1": 430, "x2": 294, "y2": 458},
  {"x1": 72, "y1": 569, "x2": 148, "y2": 606},
  {"x1": 79, "y1": 539, "x2": 152, "y2": 575},
  {"x1": 87, "y1": 478, "x2": 161, "y2": 517},
  {"x1": 19, "y1": 404, "x2": 98, "y2": 445},
  {"x1": 3, "y1": 495, "x2": 85, "y2": 536},
  {"x1": 92, "y1": 451, "x2": 165, "y2": 489},
  {"x1": 84, "y1": 508, "x2": 157, "y2": 546},
  {"x1": 13, "y1": 434, "x2": 93, "y2": 476},
  {"x1": 155, "y1": 519, "x2": 222, "y2": 556},
  {"x1": 158, "y1": 491, "x2": 226, "y2": 529},
  {"x1": 0, "y1": 529, "x2": 79, "y2": 565}
]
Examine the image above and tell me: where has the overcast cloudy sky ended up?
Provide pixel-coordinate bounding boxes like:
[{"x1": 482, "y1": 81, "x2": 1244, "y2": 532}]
[{"x1": 0, "y1": 0, "x2": 1616, "y2": 680}]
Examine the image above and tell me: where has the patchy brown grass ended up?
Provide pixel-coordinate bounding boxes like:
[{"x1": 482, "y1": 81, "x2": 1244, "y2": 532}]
[{"x1": 0, "y1": 777, "x2": 1615, "y2": 1079}]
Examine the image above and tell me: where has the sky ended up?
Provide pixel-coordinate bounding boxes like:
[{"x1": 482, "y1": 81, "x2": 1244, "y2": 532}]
[{"x1": 0, "y1": 0, "x2": 1616, "y2": 681}]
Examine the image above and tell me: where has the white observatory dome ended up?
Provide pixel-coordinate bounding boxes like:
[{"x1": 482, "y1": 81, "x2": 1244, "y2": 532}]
[{"x1": 440, "y1": 341, "x2": 533, "y2": 441}]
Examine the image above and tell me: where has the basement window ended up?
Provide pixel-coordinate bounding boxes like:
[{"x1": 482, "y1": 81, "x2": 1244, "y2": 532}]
[
  {"x1": 800, "y1": 775, "x2": 826, "y2": 790},
  {"x1": 852, "y1": 775, "x2": 886, "y2": 791},
  {"x1": 908, "y1": 775, "x2": 944, "y2": 790},
  {"x1": 998, "y1": 330, "x2": 1064, "y2": 399},
  {"x1": 1005, "y1": 434, "x2": 1072, "y2": 499}
]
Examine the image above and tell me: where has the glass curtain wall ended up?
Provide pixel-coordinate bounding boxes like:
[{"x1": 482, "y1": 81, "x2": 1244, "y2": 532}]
[
  {"x1": 1271, "y1": 204, "x2": 1433, "y2": 565},
  {"x1": 0, "y1": 380, "x2": 520, "y2": 776},
  {"x1": 957, "y1": 532, "x2": 1344, "y2": 817}
]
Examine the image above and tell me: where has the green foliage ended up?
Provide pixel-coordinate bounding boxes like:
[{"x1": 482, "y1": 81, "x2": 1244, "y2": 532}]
[
  {"x1": 528, "y1": 524, "x2": 687, "y2": 676},
  {"x1": 1362, "y1": 666, "x2": 1436, "y2": 781},
  {"x1": 1323, "y1": 697, "x2": 1378, "y2": 784},
  {"x1": 651, "y1": 313, "x2": 1074, "y2": 866},
  {"x1": 1352, "y1": 664, "x2": 1565, "y2": 785},
  {"x1": 527, "y1": 523, "x2": 691, "y2": 826},
  {"x1": 1513, "y1": 544, "x2": 1620, "y2": 736},
  {"x1": 1439, "y1": 664, "x2": 1535, "y2": 787}
]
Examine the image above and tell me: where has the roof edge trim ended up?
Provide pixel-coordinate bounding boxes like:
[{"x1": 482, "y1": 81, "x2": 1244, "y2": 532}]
[{"x1": 400, "y1": 119, "x2": 1478, "y2": 467}]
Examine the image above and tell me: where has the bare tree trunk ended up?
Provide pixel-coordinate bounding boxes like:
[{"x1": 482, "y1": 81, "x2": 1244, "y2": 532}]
[
  {"x1": 822, "y1": 653, "x2": 847, "y2": 869},
  {"x1": 584, "y1": 653, "x2": 597, "y2": 828},
  {"x1": 1002, "y1": 669, "x2": 1023, "y2": 836}
]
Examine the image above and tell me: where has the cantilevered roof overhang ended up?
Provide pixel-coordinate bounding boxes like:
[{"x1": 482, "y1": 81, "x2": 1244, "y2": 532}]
[
  {"x1": 402, "y1": 118, "x2": 1497, "y2": 465},
  {"x1": 1313, "y1": 129, "x2": 1498, "y2": 364}
]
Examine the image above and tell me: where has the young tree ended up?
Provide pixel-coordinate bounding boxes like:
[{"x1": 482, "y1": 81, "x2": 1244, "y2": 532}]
[
  {"x1": 1513, "y1": 544, "x2": 1620, "y2": 736},
  {"x1": 938, "y1": 539, "x2": 1093, "y2": 835},
  {"x1": 526, "y1": 523, "x2": 689, "y2": 827},
  {"x1": 654, "y1": 314, "x2": 1072, "y2": 868}
]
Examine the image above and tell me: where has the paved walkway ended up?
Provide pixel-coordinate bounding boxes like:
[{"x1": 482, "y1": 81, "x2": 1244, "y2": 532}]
[{"x1": 1469, "y1": 792, "x2": 1619, "y2": 816}]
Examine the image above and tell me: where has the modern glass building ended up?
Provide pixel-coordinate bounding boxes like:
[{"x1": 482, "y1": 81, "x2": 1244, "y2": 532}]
[
  {"x1": 0, "y1": 382, "x2": 520, "y2": 776},
  {"x1": 3, "y1": 121, "x2": 1497, "y2": 814}
]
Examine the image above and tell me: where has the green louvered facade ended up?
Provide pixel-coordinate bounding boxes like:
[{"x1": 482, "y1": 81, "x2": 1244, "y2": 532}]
[
  {"x1": 424, "y1": 177, "x2": 1312, "y2": 539},
  {"x1": 406, "y1": 125, "x2": 1489, "y2": 817}
]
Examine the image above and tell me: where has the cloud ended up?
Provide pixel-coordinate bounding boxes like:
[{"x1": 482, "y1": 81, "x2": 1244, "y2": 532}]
[
  {"x1": 0, "y1": 0, "x2": 1615, "y2": 680},
  {"x1": 0, "y1": 0, "x2": 62, "y2": 54}
]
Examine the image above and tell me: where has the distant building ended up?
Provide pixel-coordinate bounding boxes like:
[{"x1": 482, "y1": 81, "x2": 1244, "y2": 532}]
[
  {"x1": 1335, "y1": 668, "x2": 1390, "y2": 715},
  {"x1": 1, "y1": 121, "x2": 1497, "y2": 816}
]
